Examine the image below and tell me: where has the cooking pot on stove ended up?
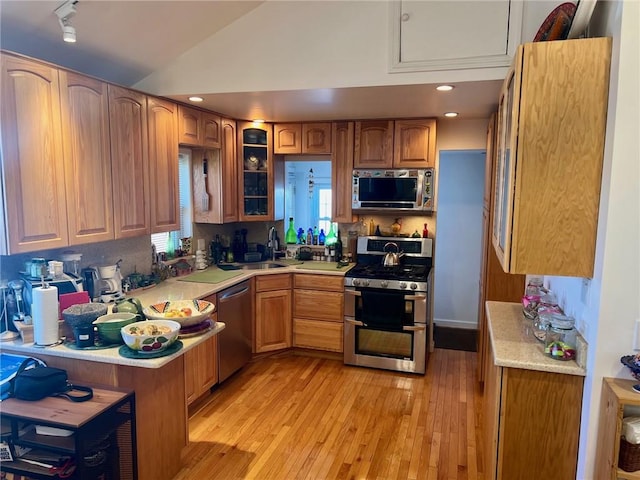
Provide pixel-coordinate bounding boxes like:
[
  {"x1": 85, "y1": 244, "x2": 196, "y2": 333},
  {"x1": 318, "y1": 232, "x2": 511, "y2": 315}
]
[{"x1": 383, "y1": 242, "x2": 405, "y2": 267}]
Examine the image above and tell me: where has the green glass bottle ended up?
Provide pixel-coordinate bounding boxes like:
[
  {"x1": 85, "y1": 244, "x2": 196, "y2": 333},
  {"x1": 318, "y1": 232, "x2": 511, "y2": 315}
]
[
  {"x1": 325, "y1": 223, "x2": 337, "y2": 246},
  {"x1": 285, "y1": 217, "x2": 297, "y2": 244}
]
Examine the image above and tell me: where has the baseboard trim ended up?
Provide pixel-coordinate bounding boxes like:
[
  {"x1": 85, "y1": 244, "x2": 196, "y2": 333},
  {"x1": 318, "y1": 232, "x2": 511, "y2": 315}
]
[{"x1": 433, "y1": 318, "x2": 477, "y2": 329}]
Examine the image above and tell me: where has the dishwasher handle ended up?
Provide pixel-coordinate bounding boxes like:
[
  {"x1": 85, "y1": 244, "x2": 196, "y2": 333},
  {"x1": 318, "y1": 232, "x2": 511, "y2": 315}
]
[{"x1": 218, "y1": 284, "x2": 250, "y2": 301}]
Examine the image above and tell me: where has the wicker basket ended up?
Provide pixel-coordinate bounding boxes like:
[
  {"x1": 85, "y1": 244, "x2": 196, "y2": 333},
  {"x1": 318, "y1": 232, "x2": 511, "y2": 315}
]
[{"x1": 619, "y1": 437, "x2": 640, "y2": 472}]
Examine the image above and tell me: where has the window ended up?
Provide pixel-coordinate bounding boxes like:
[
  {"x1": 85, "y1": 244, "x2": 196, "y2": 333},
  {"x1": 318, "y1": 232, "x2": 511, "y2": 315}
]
[
  {"x1": 284, "y1": 159, "x2": 331, "y2": 236},
  {"x1": 151, "y1": 151, "x2": 192, "y2": 254}
]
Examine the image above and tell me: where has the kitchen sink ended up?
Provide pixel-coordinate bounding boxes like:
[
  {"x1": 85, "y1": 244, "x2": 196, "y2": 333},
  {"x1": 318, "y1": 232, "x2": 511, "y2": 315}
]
[{"x1": 241, "y1": 262, "x2": 287, "y2": 270}]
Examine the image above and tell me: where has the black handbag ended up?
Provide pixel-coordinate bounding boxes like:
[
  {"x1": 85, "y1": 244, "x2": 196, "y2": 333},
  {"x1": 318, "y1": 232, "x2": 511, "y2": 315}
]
[{"x1": 12, "y1": 360, "x2": 93, "y2": 402}]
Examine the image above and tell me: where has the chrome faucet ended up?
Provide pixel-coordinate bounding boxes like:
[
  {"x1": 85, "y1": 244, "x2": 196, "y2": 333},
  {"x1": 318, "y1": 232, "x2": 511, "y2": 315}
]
[{"x1": 268, "y1": 226, "x2": 277, "y2": 261}]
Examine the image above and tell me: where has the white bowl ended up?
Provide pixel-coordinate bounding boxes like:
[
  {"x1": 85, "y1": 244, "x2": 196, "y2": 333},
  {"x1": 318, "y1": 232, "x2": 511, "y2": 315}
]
[
  {"x1": 142, "y1": 299, "x2": 215, "y2": 327},
  {"x1": 120, "y1": 320, "x2": 180, "y2": 353}
]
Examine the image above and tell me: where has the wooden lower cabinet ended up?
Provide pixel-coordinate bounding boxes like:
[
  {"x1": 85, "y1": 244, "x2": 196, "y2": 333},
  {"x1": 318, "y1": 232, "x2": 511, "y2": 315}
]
[
  {"x1": 255, "y1": 274, "x2": 292, "y2": 353},
  {"x1": 293, "y1": 274, "x2": 344, "y2": 352},
  {"x1": 484, "y1": 339, "x2": 584, "y2": 479},
  {"x1": 595, "y1": 377, "x2": 640, "y2": 480},
  {"x1": 184, "y1": 325, "x2": 219, "y2": 405}
]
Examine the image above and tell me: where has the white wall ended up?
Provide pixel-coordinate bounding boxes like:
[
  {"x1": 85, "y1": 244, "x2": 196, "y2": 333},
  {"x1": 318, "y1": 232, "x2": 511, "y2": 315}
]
[
  {"x1": 433, "y1": 150, "x2": 485, "y2": 329},
  {"x1": 136, "y1": 1, "x2": 513, "y2": 95},
  {"x1": 542, "y1": 1, "x2": 640, "y2": 477}
]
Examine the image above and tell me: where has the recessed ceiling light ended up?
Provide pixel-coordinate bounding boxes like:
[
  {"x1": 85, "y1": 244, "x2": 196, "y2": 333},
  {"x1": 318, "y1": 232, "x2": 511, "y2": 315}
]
[
  {"x1": 253, "y1": 119, "x2": 265, "y2": 124},
  {"x1": 188, "y1": 96, "x2": 203, "y2": 103},
  {"x1": 436, "y1": 85, "x2": 454, "y2": 92},
  {"x1": 444, "y1": 112, "x2": 459, "y2": 118}
]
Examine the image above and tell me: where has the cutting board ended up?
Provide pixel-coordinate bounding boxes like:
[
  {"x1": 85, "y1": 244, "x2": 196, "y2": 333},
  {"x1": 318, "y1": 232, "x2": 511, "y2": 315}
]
[
  {"x1": 178, "y1": 269, "x2": 244, "y2": 284},
  {"x1": 295, "y1": 262, "x2": 354, "y2": 272}
]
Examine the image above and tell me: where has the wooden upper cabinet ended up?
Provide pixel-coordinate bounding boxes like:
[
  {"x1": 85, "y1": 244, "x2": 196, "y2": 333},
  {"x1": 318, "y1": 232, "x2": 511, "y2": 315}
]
[
  {"x1": 354, "y1": 120, "x2": 394, "y2": 168},
  {"x1": 302, "y1": 123, "x2": 331, "y2": 154},
  {"x1": 148, "y1": 97, "x2": 179, "y2": 233},
  {"x1": 393, "y1": 119, "x2": 436, "y2": 168},
  {"x1": 274, "y1": 123, "x2": 301, "y2": 154},
  {"x1": 274, "y1": 123, "x2": 332, "y2": 154},
  {"x1": 492, "y1": 37, "x2": 611, "y2": 277},
  {"x1": 0, "y1": 54, "x2": 68, "y2": 254},
  {"x1": 108, "y1": 85, "x2": 150, "y2": 239},
  {"x1": 59, "y1": 71, "x2": 114, "y2": 246},
  {"x1": 178, "y1": 105, "x2": 220, "y2": 148},
  {"x1": 331, "y1": 122, "x2": 356, "y2": 223},
  {"x1": 355, "y1": 119, "x2": 436, "y2": 169},
  {"x1": 221, "y1": 118, "x2": 239, "y2": 223}
]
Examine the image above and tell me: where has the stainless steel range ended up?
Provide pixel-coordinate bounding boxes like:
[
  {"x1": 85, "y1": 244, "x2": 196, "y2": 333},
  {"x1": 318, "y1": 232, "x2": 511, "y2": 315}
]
[{"x1": 344, "y1": 236, "x2": 433, "y2": 374}]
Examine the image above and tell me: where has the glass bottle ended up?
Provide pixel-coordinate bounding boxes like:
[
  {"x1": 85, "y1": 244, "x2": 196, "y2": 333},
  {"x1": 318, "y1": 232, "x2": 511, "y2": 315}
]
[
  {"x1": 166, "y1": 232, "x2": 175, "y2": 259},
  {"x1": 297, "y1": 228, "x2": 305, "y2": 244},
  {"x1": 319, "y1": 229, "x2": 326, "y2": 245},
  {"x1": 325, "y1": 223, "x2": 337, "y2": 246},
  {"x1": 335, "y1": 229, "x2": 343, "y2": 262},
  {"x1": 285, "y1": 217, "x2": 297, "y2": 244},
  {"x1": 422, "y1": 223, "x2": 429, "y2": 238},
  {"x1": 313, "y1": 226, "x2": 319, "y2": 245},
  {"x1": 544, "y1": 314, "x2": 577, "y2": 361},
  {"x1": 306, "y1": 228, "x2": 313, "y2": 245}
]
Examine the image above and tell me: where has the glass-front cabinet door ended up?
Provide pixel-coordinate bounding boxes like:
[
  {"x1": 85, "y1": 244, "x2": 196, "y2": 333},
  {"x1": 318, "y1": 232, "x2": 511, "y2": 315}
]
[
  {"x1": 238, "y1": 122, "x2": 273, "y2": 221},
  {"x1": 492, "y1": 61, "x2": 518, "y2": 271}
]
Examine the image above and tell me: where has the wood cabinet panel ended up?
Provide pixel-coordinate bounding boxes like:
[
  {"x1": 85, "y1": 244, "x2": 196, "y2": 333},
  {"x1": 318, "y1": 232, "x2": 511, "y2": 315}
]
[
  {"x1": 256, "y1": 273, "x2": 292, "y2": 292},
  {"x1": 492, "y1": 37, "x2": 612, "y2": 277},
  {"x1": 108, "y1": 85, "x2": 150, "y2": 239},
  {"x1": 354, "y1": 120, "x2": 394, "y2": 168},
  {"x1": 293, "y1": 289, "x2": 343, "y2": 323},
  {"x1": 393, "y1": 119, "x2": 436, "y2": 168},
  {"x1": 302, "y1": 123, "x2": 331, "y2": 154},
  {"x1": 331, "y1": 122, "x2": 355, "y2": 223},
  {"x1": 148, "y1": 96, "x2": 179, "y2": 233},
  {"x1": 178, "y1": 105, "x2": 221, "y2": 148},
  {"x1": 294, "y1": 274, "x2": 344, "y2": 292},
  {"x1": 293, "y1": 318, "x2": 343, "y2": 352},
  {"x1": 1, "y1": 54, "x2": 68, "y2": 253},
  {"x1": 274, "y1": 123, "x2": 301, "y2": 154},
  {"x1": 483, "y1": 336, "x2": 584, "y2": 479},
  {"x1": 202, "y1": 111, "x2": 221, "y2": 148},
  {"x1": 59, "y1": 71, "x2": 114, "y2": 245},
  {"x1": 255, "y1": 289, "x2": 292, "y2": 353},
  {"x1": 221, "y1": 118, "x2": 239, "y2": 223},
  {"x1": 185, "y1": 333, "x2": 219, "y2": 405}
]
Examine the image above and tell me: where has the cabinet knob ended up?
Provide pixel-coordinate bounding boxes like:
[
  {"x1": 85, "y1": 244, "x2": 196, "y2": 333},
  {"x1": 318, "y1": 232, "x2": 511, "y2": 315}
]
[{"x1": 401, "y1": 13, "x2": 410, "y2": 22}]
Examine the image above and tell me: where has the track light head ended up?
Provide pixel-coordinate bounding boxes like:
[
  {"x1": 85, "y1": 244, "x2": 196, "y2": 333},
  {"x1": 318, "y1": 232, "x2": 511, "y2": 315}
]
[{"x1": 54, "y1": 0, "x2": 78, "y2": 43}]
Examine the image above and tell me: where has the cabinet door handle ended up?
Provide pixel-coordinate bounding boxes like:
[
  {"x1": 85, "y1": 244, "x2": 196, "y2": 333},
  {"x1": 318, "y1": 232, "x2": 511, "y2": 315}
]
[
  {"x1": 404, "y1": 294, "x2": 426, "y2": 300},
  {"x1": 403, "y1": 324, "x2": 426, "y2": 332},
  {"x1": 219, "y1": 286, "x2": 249, "y2": 300},
  {"x1": 344, "y1": 318, "x2": 365, "y2": 326},
  {"x1": 344, "y1": 289, "x2": 361, "y2": 296}
]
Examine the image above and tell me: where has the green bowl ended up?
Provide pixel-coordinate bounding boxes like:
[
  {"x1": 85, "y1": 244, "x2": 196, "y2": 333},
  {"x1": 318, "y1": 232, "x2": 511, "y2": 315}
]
[{"x1": 93, "y1": 313, "x2": 137, "y2": 345}]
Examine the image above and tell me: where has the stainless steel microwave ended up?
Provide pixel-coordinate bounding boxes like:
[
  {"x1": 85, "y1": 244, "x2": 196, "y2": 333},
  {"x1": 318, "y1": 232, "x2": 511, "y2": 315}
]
[{"x1": 352, "y1": 168, "x2": 434, "y2": 213}]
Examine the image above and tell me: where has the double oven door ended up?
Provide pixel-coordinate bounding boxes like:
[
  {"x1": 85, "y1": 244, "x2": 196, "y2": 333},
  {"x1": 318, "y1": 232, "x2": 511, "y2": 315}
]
[{"x1": 344, "y1": 285, "x2": 428, "y2": 374}]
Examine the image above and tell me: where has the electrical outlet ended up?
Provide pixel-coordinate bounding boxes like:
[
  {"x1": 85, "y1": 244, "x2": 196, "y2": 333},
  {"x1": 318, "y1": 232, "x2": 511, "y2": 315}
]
[
  {"x1": 581, "y1": 278, "x2": 591, "y2": 306},
  {"x1": 634, "y1": 319, "x2": 640, "y2": 351}
]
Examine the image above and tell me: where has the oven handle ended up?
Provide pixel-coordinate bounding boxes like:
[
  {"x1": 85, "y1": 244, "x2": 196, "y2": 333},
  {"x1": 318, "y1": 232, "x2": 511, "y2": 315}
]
[
  {"x1": 403, "y1": 324, "x2": 427, "y2": 332},
  {"x1": 344, "y1": 289, "x2": 361, "y2": 296},
  {"x1": 344, "y1": 318, "x2": 365, "y2": 327},
  {"x1": 404, "y1": 294, "x2": 427, "y2": 300}
]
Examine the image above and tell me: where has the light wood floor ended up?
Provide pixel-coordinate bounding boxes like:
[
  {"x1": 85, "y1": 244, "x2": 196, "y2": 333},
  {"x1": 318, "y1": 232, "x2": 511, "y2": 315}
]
[{"x1": 174, "y1": 349, "x2": 484, "y2": 480}]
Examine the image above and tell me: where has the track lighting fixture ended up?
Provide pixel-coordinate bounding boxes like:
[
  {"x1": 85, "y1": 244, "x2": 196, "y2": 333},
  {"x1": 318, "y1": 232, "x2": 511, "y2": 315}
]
[{"x1": 54, "y1": 0, "x2": 78, "y2": 43}]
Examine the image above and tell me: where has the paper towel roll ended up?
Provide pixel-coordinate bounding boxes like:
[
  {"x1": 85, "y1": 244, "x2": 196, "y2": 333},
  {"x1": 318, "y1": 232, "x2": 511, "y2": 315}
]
[{"x1": 32, "y1": 285, "x2": 59, "y2": 346}]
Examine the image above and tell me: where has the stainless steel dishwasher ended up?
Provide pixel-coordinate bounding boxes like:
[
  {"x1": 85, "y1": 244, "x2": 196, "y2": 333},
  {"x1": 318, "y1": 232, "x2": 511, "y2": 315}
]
[{"x1": 217, "y1": 280, "x2": 253, "y2": 382}]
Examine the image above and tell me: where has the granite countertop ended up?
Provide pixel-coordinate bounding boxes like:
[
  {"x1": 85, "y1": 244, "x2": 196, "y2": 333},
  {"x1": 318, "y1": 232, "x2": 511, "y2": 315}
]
[
  {"x1": 1, "y1": 323, "x2": 225, "y2": 369},
  {"x1": 486, "y1": 301, "x2": 586, "y2": 377},
  {"x1": 130, "y1": 261, "x2": 354, "y2": 306}
]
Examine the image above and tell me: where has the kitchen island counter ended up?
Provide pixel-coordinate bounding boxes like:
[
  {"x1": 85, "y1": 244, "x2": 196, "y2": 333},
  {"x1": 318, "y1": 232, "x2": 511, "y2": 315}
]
[{"x1": 486, "y1": 301, "x2": 585, "y2": 376}]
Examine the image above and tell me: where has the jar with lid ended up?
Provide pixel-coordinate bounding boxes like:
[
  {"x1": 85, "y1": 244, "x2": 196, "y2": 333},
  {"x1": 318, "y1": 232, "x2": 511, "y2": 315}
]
[{"x1": 544, "y1": 314, "x2": 577, "y2": 361}]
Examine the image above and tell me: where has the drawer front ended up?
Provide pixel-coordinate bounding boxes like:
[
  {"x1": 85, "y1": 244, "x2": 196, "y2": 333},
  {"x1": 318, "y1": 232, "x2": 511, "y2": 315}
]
[
  {"x1": 294, "y1": 273, "x2": 344, "y2": 292},
  {"x1": 293, "y1": 289, "x2": 343, "y2": 322},
  {"x1": 256, "y1": 273, "x2": 292, "y2": 292},
  {"x1": 293, "y1": 318, "x2": 343, "y2": 352}
]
